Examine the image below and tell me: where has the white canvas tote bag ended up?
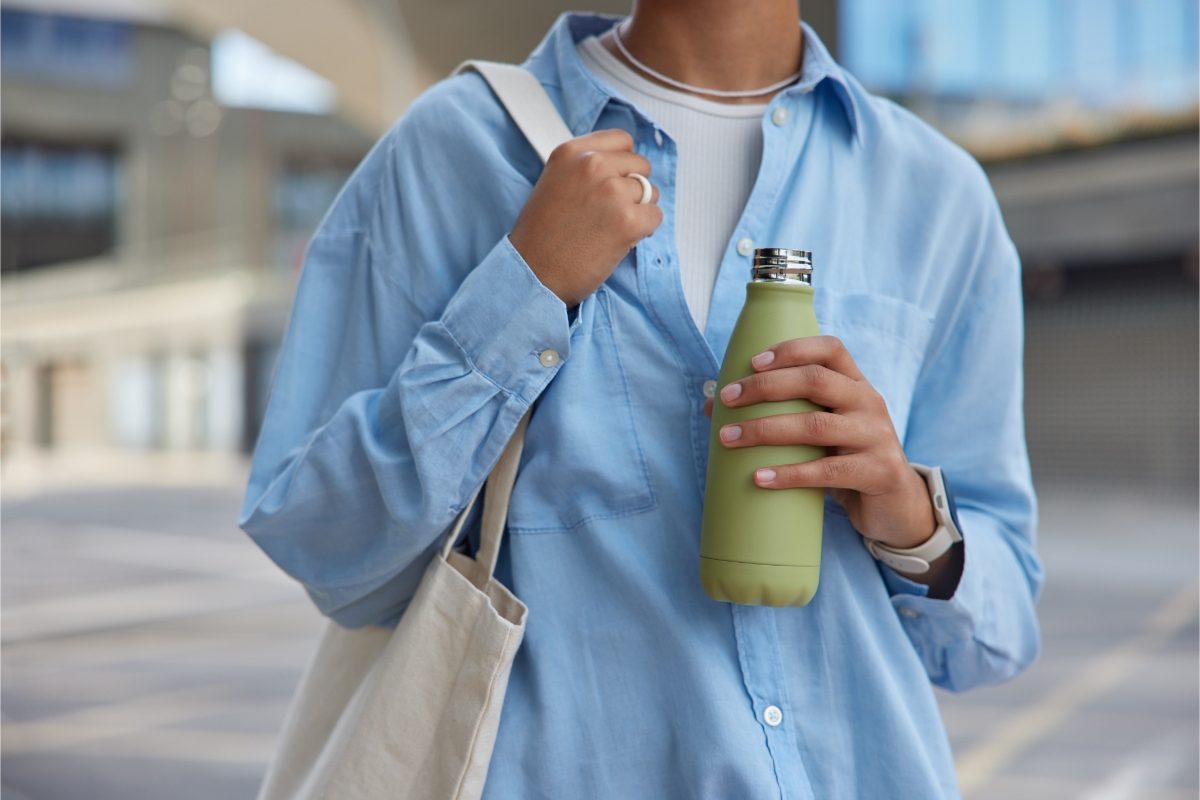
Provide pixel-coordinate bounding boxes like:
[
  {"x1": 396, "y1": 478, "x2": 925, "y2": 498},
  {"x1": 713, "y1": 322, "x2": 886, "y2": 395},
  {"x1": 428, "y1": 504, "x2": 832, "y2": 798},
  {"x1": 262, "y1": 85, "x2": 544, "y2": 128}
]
[{"x1": 256, "y1": 60, "x2": 576, "y2": 800}]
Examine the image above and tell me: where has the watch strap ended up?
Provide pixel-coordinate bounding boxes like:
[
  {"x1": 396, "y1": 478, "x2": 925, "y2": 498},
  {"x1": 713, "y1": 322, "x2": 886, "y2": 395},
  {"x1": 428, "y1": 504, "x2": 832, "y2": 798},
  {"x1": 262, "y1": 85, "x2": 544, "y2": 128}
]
[
  {"x1": 865, "y1": 525, "x2": 956, "y2": 574},
  {"x1": 862, "y1": 464, "x2": 962, "y2": 575}
]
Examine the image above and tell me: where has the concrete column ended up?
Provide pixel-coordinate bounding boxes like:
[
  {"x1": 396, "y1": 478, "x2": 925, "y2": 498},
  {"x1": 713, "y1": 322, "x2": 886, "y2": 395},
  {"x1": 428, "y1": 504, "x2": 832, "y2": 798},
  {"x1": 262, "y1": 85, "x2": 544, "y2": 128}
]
[
  {"x1": 2, "y1": 357, "x2": 41, "y2": 456},
  {"x1": 206, "y1": 347, "x2": 244, "y2": 452},
  {"x1": 164, "y1": 349, "x2": 203, "y2": 450}
]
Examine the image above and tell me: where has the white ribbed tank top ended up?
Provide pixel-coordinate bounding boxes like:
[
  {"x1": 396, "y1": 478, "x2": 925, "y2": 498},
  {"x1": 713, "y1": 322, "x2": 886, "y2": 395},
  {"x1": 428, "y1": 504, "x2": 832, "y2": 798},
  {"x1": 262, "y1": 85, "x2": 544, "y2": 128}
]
[{"x1": 575, "y1": 33, "x2": 767, "y2": 336}]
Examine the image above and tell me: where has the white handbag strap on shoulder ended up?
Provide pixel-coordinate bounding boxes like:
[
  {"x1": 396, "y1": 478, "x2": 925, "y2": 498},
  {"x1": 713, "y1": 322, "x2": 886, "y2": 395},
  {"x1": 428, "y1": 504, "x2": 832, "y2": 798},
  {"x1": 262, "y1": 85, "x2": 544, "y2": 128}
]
[{"x1": 452, "y1": 59, "x2": 575, "y2": 165}]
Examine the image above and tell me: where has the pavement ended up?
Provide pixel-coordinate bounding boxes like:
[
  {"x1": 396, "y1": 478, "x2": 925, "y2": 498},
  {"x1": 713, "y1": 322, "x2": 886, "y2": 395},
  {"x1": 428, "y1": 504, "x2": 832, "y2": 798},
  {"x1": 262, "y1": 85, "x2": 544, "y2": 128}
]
[{"x1": 1, "y1": 477, "x2": 1196, "y2": 799}]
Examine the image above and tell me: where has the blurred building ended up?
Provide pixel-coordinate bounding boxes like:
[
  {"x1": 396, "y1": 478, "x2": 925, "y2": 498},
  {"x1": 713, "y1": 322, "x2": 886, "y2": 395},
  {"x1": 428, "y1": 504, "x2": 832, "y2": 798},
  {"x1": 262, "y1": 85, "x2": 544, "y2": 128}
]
[
  {"x1": 0, "y1": 0, "x2": 633, "y2": 485},
  {"x1": 1, "y1": 0, "x2": 1197, "y2": 495},
  {"x1": 844, "y1": 0, "x2": 1200, "y2": 493},
  {"x1": 0, "y1": 3, "x2": 393, "y2": 478}
]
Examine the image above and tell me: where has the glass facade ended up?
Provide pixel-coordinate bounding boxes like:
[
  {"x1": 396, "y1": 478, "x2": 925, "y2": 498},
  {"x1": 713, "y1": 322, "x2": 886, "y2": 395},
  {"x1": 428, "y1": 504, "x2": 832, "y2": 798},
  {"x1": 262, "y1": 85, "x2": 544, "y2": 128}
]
[
  {"x1": 0, "y1": 8, "x2": 134, "y2": 89},
  {"x1": 842, "y1": 0, "x2": 1200, "y2": 110},
  {"x1": 0, "y1": 139, "x2": 120, "y2": 271}
]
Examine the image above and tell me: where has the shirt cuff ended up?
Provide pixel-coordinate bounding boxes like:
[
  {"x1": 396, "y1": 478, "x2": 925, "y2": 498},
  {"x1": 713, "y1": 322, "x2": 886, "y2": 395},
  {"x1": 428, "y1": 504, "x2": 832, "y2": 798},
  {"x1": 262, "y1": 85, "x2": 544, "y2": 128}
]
[
  {"x1": 439, "y1": 233, "x2": 583, "y2": 404},
  {"x1": 885, "y1": 522, "x2": 990, "y2": 647},
  {"x1": 880, "y1": 563, "x2": 931, "y2": 598}
]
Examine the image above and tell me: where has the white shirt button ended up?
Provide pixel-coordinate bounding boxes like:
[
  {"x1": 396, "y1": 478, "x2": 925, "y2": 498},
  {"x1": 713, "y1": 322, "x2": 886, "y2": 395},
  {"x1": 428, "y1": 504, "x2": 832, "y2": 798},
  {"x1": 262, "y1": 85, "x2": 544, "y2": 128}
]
[
  {"x1": 898, "y1": 607, "x2": 920, "y2": 620},
  {"x1": 702, "y1": 379, "x2": 717, "y2": 398},
  {"x1": 538, "y1": 349, "x2": 560, "y2": 367},
  {"x1": 771, "y1": 106, "x2": 789, "y2": 126},
  {"x1": 736, "y1": 237, "x2": 755, "y2": 257},
  {"x1": 762, "y1": 705, "x2": 783, "y2": 726},
  {"x1": 654, "y1": 128, "x2": 664, "y2": 147}
]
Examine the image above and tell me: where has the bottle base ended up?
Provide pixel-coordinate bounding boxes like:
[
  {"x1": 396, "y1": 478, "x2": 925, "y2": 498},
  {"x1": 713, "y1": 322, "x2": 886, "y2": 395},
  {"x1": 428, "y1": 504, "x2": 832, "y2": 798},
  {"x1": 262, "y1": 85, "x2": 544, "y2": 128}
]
[{"x1": 698, "y1": 556, "x2": 820, "y2": 607}]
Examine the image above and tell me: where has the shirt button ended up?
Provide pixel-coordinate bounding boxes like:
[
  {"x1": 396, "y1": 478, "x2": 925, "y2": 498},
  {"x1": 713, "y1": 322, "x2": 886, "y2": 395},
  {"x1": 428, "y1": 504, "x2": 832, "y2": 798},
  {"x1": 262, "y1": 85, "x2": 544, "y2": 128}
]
[
  {"x1": 762, "y1": 705, "x2": 783, "y2": 726},
  {"x1": 654, "y1": 128, "x2": 664, "y2": 147},
  {"x1": 702, "y1": 379, "x2": 717, "y2": 398},
  {"x1": 898, "y1": 607, "x2": 920, "y2": 620},
  {"x1": 771, "y1": 106, "x2": 789, "y2": 126},
  {"x1": 736, "y1": 237, "x2": 755, "y2": 257},
  {"x1": 538, "y1": 349, "x2": 560, "y2": 367}
]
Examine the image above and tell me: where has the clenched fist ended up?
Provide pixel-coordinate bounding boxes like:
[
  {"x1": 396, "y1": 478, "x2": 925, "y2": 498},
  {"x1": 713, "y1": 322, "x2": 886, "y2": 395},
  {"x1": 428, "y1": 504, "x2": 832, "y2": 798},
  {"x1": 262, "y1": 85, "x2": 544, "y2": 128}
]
[{"x1": 509, "y1": 128, "x2": 663, "y2": 310}]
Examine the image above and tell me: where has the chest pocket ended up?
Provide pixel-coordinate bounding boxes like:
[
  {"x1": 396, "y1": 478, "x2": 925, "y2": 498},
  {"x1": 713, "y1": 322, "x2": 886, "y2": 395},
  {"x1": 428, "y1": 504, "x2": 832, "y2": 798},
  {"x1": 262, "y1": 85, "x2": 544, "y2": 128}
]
[
  {"x1": 814, "y1": 288, "x2": 935, "y2": 439},
  {"x1": 506, "y1": 285, "x2": 658, "y2": 534}
]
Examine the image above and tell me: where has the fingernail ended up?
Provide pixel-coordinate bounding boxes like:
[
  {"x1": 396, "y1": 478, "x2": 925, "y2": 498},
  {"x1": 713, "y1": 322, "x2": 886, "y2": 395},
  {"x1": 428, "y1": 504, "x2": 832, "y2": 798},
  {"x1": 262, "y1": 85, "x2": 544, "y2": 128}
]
[
  {"x1": 756, "y1": 468, "x2": 776, "y2": 483},
  {"x1": 720, "y1": 382, "x2": 742, "y2": 403},
  {"x1": 720, "y1": 425, "x2": 742, "y2": 443},
  {"x1": 751, "y1": 350, "x2": 775, "y2": 368}
]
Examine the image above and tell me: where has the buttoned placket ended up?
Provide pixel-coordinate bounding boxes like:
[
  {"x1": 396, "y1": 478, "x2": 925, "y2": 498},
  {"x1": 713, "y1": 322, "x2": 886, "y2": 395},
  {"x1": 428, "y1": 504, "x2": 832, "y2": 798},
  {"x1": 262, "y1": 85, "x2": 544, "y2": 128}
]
[
  {"x1": 615, "y1": 87, "x2": 821, "y2": 800},
  {"x1": 724, "y1": 89, "x2": 823, "y2": 800}
]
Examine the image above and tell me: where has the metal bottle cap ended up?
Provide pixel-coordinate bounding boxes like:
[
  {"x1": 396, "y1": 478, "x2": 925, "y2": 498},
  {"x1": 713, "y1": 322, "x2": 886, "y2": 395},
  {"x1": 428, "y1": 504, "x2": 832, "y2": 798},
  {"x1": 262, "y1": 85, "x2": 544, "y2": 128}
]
[{"x1": 751, "y1": 248, "x2": 813, "y2": 285}]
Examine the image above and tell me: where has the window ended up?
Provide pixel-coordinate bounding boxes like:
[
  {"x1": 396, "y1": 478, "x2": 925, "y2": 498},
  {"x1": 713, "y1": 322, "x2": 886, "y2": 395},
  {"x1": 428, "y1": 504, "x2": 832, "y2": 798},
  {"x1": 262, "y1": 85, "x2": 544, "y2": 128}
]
[{"x1": 1, "y1": 138, "x2": 121, "y2": 271}]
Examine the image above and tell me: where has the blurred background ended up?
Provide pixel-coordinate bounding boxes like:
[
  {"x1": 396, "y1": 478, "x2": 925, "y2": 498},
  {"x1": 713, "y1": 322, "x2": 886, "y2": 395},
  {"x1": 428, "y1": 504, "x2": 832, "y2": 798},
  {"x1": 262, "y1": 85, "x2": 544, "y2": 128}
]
[{"x1": 1, "y1": 1, "x2": 1196, "y2": 798}]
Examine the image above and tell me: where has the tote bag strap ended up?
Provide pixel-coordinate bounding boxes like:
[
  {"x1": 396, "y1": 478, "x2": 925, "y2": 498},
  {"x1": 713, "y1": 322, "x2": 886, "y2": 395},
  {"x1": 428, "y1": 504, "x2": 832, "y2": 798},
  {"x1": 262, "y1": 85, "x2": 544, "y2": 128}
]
[
  {"x1": 438, "y1": 59, "x2": 576, "y2": 577},
  {"x1": 451, "y1": 59, "x2": 575, "y2": 164},
  {"x1": 438, "y1": 408, "x2": 531, "y2": 573}
]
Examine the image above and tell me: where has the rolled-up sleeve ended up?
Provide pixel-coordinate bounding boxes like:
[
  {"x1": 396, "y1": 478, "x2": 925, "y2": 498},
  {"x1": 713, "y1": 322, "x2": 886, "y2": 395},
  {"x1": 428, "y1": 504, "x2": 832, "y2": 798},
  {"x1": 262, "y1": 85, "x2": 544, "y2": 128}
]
[
  {"x1": 885, "y1": 207, "x2": 1045, "y2": 693},
  {"x1": 238, "y1": 72, "x2": 580, "y2": 629}
]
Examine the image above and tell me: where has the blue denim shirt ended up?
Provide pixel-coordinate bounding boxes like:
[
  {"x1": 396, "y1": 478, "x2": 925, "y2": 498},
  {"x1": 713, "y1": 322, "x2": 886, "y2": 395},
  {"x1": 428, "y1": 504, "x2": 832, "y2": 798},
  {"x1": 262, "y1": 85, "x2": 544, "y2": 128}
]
[{"x1": 240, "y1": 11, "x2": 1043, "y2": 799}]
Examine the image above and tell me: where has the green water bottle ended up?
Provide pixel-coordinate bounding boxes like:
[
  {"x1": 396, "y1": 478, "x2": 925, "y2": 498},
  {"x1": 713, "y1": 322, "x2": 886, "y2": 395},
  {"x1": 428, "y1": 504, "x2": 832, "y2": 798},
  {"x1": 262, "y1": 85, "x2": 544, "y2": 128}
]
[{"x1": 699, "y1": 248, "x2": 824, "y2": 607}]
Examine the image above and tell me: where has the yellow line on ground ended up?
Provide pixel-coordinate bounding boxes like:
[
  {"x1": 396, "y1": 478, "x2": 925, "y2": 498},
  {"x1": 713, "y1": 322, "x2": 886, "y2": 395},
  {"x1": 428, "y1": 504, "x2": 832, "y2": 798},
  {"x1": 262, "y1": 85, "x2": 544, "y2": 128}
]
[{"x1": 955, "y1": 583, "x2": 1199, "y2": 794}]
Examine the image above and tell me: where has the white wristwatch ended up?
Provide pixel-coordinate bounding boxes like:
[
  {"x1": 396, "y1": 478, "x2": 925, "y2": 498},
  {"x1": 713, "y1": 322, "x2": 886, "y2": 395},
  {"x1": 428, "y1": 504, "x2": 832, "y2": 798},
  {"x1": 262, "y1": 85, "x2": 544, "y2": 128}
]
[{"x1": 863, "y1": 463, "x2": 963, "y2": 575}]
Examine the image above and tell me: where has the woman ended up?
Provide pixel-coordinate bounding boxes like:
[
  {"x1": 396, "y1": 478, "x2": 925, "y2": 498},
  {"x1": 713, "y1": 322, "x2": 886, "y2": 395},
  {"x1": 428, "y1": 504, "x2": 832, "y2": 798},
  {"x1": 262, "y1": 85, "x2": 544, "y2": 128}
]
[{"x1": 241, "y1": 3, "x2": 1043, "y2": 797}]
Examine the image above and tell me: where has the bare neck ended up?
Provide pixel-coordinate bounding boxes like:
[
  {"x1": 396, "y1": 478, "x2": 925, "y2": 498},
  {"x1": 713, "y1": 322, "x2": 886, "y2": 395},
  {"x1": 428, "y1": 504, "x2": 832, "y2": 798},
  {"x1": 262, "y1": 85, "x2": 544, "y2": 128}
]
[{"x1": 598, "y1": 0, "x2": 805, "y2": 106}]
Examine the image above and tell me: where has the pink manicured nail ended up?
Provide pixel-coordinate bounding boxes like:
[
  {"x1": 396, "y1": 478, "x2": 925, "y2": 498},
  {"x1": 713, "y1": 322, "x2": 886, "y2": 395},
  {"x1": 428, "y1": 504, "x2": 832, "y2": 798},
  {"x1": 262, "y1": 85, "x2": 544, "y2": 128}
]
[
  {"x1": 720, "y1": 382, "x2": 742, "y2": 403},
  {"x1": 720, "y1": 425, "x2": 742, "y2": 443},
  {"x1": 751, "y1": 350, "x2": 775, "y2": 368},
  {"x1": 756, "y1": 468, "x2": 776, "y2": 483}
]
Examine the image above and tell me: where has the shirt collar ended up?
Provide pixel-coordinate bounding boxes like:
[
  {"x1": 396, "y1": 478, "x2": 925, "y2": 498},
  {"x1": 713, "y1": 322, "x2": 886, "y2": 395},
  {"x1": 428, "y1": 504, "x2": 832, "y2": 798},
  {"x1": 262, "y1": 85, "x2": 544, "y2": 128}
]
[{"x1": 523, "y1": 10, "x2": 863, "y2": 147}]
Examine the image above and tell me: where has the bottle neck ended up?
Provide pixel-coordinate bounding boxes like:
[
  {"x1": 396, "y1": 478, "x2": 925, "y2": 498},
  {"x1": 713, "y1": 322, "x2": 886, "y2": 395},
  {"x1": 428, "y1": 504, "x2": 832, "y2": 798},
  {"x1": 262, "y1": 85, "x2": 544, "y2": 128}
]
[{"x1": 750, "y1": 270, "x2": 812, "y2": 286}]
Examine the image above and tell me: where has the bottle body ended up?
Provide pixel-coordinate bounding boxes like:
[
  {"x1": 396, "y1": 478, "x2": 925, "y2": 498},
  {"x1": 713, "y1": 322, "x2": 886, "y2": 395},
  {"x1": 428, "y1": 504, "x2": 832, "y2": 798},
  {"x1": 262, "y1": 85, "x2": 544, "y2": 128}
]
[{"x1": 699, "y1": 278, "x2": 824, "y2": 607}]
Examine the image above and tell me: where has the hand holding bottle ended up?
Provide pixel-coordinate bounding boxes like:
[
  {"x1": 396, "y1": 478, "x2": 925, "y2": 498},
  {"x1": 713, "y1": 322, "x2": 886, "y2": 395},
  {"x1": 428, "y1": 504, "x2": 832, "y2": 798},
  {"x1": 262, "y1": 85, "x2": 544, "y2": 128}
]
[
  {"x1": 509, "y1": 129, "x2": 662, "y2": 310},
  {"x1": 704, "y1": 334, "x2": 936, "y2": 551}
]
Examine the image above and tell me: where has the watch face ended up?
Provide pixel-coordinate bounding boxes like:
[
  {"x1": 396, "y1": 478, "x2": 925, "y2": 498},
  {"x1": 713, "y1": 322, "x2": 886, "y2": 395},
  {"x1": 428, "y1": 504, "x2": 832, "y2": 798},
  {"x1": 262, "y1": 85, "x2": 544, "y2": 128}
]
[{"x1": 939, "y1": 469, "x2": 964, "y2": 536}]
